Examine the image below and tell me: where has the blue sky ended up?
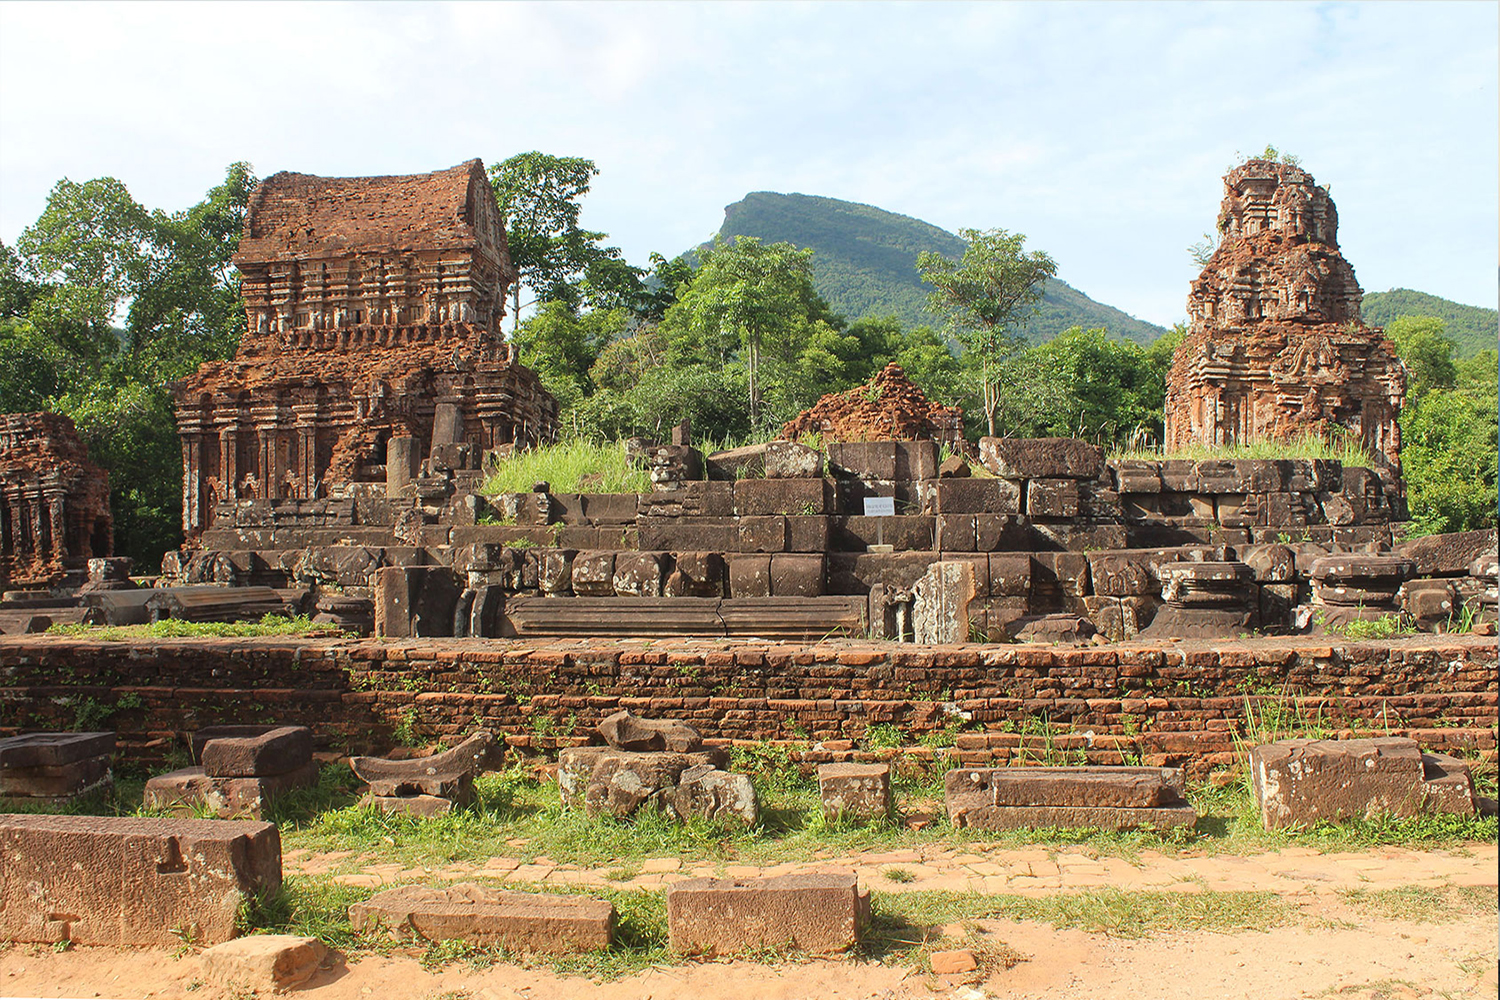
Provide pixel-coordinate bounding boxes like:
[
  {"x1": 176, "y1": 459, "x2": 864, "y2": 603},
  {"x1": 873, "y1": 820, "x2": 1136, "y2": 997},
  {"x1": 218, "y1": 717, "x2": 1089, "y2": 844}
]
[{"x1": 1, "y1": 1, "x2": 1495, "y2": 327}]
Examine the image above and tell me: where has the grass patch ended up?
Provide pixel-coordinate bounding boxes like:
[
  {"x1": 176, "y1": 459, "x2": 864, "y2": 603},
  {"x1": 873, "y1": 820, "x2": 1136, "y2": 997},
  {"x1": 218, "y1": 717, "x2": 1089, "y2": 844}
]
[
  {"x1": 1110, "y1": 433, "x2": 1376, "y2": 468},
  {"x1": 1337, "y1": 884, "x2": 1498, "y2": 924},
  {"x1": 45, "y1": 613, "x2": 341, "y2": 641},
  {"x1": 481, "y1": 440, "x2": 650, "y2": 495}
]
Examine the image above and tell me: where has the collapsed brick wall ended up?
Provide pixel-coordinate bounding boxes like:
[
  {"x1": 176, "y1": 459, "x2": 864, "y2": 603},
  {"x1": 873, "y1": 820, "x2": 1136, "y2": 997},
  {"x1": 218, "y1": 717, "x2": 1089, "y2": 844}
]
[{"x1": 2, "y1": 634, "x2": 1492, "y2": 779}]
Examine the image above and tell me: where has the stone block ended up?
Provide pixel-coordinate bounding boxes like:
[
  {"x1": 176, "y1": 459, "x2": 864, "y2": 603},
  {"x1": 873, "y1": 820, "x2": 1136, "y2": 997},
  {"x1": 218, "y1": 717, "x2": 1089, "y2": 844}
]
[
  {"x1": 0, "y1": 755, "x2": 111, "y2": 798},
  {"x1": 705, "y1": 444, "x2": 767, "y2": 480},
  {"x1": 827, "y1": 440, "x2": 898, "y2": 480},
  {"x1": 1420, "y1": 753, "x2": 1477, "y2": 815},
  {"x1": 839, "y1": 515, "x2": 934, "y2": 551},
  {"x1": 579, "y1": 493, "x2": 639, "y2": 524},
  {"x1": 911, "y1": 560, "x2": 977, "y2": 643},
  {"x1": 1111, "y1": 459, "x2": 1162, "y2": 493},
  {"x1": 739, "y1": 515, "x2": 789, "y2": 552},
  {"x1": 538, "y1": 548, "x2": 576, "y2": 595},
  {"x1": 1032, "y1": 551, "x2": 1090, "y2": 599},
  {"x1": 979, "y1": 437, "x2": 1103, "y2": 480},
  {"x1": 571, "y1": 551, "x2": 617, "y2": 597},
  {"x1": 1086, "y1": 552, "x2": 1156, "y2": 596},
  {"x1": 367, "y1": 793, "x2": 454, "y2": 818},
  {"x1": 200, "y1": 726, "x2": 313, "y2": 778},
  {"x1": 638, "y1": 518, "x2": 740, "y2": 552},
  {"x1": 1401, "y1": 578, "x2": 1458, "y2": 622},
  {"x1": 1026, "y1": 478, "x2": 1080, "y2": 519},
  {"x1": 931, "y1": 478, "x2": 1021, "y2": 515},
  {"x1": 785, "y1": 515, "x2": 832, "y2": 552},
  {"x1": 946, "y1": 766, "x2": 1193, "y2": 831},
  {"x1": 763, "y1": 440, "x2": 823, "y2": 478},
  {"x1": 771, "y1": 553, "x2": 826, "y2": 597},
  {"x1": 1010, "y1": 613, "x2": 1096, "y2": 643},
  {"x1": 818, "y1": 763, "x2": 891, "y2": 822},
  {"x1": 373, "y1": 566, "x2": 458, "y2": 638},
  {"x1": 669, "y1": 764, "x2": 759, "y2": 825},
  {"x1": 0, "y1": 813, "x2": 281, "y2": 946},
  {"x1": 1241, "y1": 544, "x2": 1296, "y2": 582},
  {"x1": 734, "y1": 478, "x2": 828, "y2": 516},
  {"x1": 349, "y1": 883, "x2": 614, "y2": 954},
  {"x1": 666, "y1": 873, "x2": 869, "y2": 955},
  {"x1": 613, "y1": 551, "x2": 666, "y2": 597},
  {"x1": 599, "y1": 710, "x2": 703, "y2": 753},
  {"x1": 143, "y1": 761, "x2": 321, "y2": 819},
  {"x1": 1248, "y1": 737, "x2": 1463, "y2": 830},
  {"x1": 728, "y1": 554, "x2": 773, "y2": 598},
  {"x1": 987, "y1": 554, "x2": 1033, "y2": 597},
  {"x1": 201, "y1": 934, "x2": 327, "y2": 992},
  {"x1": 935, "y1": 514, "x2": 977, "y2": 552},
  {"x1": 664, "y1": 551, "x2": 725, "y2": 597},
  {"x1": 0, "y1": 731, "x2": 114, "y2": 769}
]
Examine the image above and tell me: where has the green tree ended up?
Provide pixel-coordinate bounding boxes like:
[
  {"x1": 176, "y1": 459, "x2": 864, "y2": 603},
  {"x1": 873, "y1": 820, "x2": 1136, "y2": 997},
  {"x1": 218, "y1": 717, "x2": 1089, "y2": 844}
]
[
  {"x1": 917, "y1": 228, "x2": 1057, "y2": 436},
  {"x1": 1386, "y1": 315, "x2": 1457, "y2": 404},
  {"x1": 1400, "y1": 348, "x2": 1498, "y2": 535},
  {"x1": 487, "y1": 152, "x2": 639, "y2": 330},
  {"x1": 665, "y1": 236, "x2": 837, "y2": 428}
]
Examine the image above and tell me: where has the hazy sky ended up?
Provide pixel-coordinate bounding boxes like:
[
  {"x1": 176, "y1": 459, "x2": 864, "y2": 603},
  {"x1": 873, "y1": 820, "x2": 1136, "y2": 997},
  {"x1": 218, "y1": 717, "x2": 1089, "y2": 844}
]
[{"x1": 1, "y1": 1, "x2": 1495, "y2": 327}]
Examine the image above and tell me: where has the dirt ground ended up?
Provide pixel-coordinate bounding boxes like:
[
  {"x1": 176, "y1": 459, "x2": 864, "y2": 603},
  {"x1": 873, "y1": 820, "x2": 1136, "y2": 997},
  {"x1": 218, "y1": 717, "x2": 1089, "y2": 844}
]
[{"x1": 3, "y1": 846, "x2": 1496, "y2": 1000}]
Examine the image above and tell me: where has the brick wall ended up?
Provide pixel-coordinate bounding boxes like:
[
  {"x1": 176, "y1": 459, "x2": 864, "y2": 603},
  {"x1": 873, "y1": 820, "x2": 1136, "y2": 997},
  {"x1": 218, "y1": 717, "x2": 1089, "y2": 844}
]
[{"x1": 2, "y1": 634, "x2": 1493, "y2": 779}]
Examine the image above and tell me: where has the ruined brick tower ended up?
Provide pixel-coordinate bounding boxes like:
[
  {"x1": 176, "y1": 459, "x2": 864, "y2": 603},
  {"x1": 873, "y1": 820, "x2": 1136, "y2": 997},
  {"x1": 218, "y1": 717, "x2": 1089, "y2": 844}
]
[
  {"x1": 172, "y1": 160, "x2": 558, "y2": 537},
  {"x1": 1163, "y1": 159, "x2": 1405, "y2": 468},
  {"x1": 0, "y1": 412, "x2": 112, "y2": 587}
]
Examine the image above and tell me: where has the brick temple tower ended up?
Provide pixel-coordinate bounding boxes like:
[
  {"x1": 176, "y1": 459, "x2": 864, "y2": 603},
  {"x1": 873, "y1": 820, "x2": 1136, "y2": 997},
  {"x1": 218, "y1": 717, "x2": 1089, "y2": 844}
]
[
  {"x1": 172, "y1": 160, "x2": 557, "y2": 538},
  {"x1": 1163, "y1": 159, "x2": 1405, "y2": 468}
]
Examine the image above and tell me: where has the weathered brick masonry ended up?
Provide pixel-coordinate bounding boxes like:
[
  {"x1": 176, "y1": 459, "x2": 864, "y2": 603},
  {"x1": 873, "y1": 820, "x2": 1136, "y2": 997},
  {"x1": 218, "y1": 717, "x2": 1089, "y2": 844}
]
[{"x1": 2, "y1": 634, "x2": 1493, "y2": 778}]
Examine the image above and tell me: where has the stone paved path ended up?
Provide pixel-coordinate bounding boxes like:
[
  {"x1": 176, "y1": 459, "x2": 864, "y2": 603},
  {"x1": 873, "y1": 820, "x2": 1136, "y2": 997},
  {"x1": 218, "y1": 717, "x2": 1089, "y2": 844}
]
[{"x1": 285, "y1": 841, "x2": 1500, "y2": 896}]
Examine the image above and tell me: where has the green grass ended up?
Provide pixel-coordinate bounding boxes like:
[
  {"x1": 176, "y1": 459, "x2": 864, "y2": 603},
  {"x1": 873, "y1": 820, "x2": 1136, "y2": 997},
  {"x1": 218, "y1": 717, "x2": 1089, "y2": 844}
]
[
  {"x1": 1336, "y1": 884, "x2": 1497, "y2": 924},
  {"x1": 1110, "y1": 433, "x2": 1376, "y2": 468},
  {"x1": 480, "y1": 439, "x2": 651, "y2": 495},
  {"x1": 45, "y1": 613, "x2": 340, "y2": 641}
]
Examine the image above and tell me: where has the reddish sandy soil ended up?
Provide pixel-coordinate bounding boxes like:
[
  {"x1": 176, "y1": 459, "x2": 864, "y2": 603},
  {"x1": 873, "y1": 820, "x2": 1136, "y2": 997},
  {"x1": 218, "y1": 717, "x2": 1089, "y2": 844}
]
[{"x1": 3, "y1": 845, "x2": 1495, "y2": 1000}]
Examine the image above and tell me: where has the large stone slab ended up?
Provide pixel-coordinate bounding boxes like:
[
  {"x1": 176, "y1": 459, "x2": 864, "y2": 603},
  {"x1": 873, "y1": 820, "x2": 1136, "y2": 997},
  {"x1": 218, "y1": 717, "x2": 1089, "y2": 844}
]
[
  {"x1": 0, "y1": 813, "x2": 281, "y2": 946},
  {"x1": 0, "y1": 731, "x2": 114, "y2": 769},
  {"x1": 0, "y1": 754, "x2": 111, "y2": 798},
  {"x1": 349, "y1": 883, "x2": 614, "y2": 954},
  {"x1": 200, "y1": 726, "x2": 313, "y2": 778},
  {"x1": 666, "y1": 873, "x2": 869, "y2": 955},
  {"x1": 1249, "y1": 737, "x2": 1473, "y2": 829},
  {"x1": 1394, "y1": 529, "x2": 1499, "y2": 577},
  {"x1": 348, "y1": 730, "x2": 493, "y2": 800},
  {"x1": 143, "y1": 761, "x2": 320, "y2": 820},
  {"x1": 946, "y1": 766, "x2": 1194, "y2": 831}
]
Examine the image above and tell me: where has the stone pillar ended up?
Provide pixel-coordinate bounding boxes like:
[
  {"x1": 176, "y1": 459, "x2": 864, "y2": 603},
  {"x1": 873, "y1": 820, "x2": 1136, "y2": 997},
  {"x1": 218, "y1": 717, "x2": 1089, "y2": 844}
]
[
  {"x1": 48, "y1": 496, "x2": 67, "y2": 559},
  {"x1": 387, "y1": 437, "x2": 417, "y2": 498}
]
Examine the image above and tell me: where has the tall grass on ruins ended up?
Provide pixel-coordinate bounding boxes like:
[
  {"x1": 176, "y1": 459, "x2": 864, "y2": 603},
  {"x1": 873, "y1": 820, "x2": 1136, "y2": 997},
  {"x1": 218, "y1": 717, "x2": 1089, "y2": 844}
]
[{"x1": 480, "y1": 439, "x2": 652, "y2": 496}]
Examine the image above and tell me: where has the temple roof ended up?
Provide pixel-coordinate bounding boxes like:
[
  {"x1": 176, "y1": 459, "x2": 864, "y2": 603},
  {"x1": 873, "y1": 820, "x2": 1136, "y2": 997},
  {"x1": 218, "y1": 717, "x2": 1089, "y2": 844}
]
[{"x1": 234, "y1": 159, "x2": 490, "y2": 264}]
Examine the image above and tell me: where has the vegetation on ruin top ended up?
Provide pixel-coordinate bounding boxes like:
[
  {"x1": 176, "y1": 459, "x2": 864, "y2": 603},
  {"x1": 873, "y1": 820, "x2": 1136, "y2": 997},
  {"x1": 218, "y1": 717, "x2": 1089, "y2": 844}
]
[
  {"x1": 1108, "y1": 432, "x2": 1378, "y2": 468},
  {"x1": 44, "y1": 613, "x2": 343, "y2": 641},
  {"x1": 479, "y1": 439, "x2": 652, "y2": 496}
]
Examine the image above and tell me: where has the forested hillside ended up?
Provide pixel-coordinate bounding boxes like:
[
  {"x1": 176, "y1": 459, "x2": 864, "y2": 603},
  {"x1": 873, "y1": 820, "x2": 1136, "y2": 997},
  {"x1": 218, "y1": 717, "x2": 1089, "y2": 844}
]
[
  {"x1": 712, "y1": 192, "x2": 1168, "y2": 344},
  {"x1": 1362, "y1": 288, "x2": 1496, "y2": 358}
]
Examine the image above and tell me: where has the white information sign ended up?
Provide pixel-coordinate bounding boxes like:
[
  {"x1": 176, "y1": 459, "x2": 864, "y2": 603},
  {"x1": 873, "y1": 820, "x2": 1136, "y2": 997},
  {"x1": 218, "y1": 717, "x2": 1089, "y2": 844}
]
[{"x1": 863, "y1": 496, "x2": 897, "y2": 517}]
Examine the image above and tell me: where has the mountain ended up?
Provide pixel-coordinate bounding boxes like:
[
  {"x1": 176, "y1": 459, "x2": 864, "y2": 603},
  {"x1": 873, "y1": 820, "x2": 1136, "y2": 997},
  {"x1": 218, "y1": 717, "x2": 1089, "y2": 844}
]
[
  {"x1": 1362, "y1": 289, "x2": 1497, "y2": 359},
  {"x1": 708, "y1": 192, "x2": 1169, "y2": 345}
]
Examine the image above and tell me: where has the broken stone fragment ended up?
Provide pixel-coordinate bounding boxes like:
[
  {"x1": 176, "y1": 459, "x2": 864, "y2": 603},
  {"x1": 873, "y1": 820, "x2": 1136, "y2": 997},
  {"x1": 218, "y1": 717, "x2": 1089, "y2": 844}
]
[
  {"x1": 818, "y1": 763, "x2": 892, "y2": 823},
  {"x1": 945, "y1": 766, "x2": 1195, "y2": 832},
  {"x1": 668, "y1": 763, "x2": 759, "y2": 826},
  {"x1": 200, "y1": 934, "x2": 327, "y2": 992},
  {"x1": 200, "y1": 726, "x2": 314, "y2": 778},
  {"x1": 349, "y1": 730, "x2": 493, "y2": 800},
  {"x1": 557, "y1": 745, "x2": 728, "y2": 818},
  {"x1": 597, "y1": 710, "x2": 703, "y2": 752}
]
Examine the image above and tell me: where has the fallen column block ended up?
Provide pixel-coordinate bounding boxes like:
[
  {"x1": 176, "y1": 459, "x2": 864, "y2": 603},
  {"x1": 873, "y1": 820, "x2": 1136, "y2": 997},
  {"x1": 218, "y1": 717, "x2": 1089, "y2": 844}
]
[
  {"x1": 666, "y1": 873, "x2": 869, "y2": 955},
  {"x1": 200, "y1": 726, "x2": 314, "y2": 778},
  {"x1": 945, "y1": 766, "x2": 1196, "y2": 831},
  {"x1": 349, "y1": 883, "x2": 614, "y2": 954},
  {"x1": 0, "y1": 813, "x2": 281, "y2": 947},
  {"x1": 1249, "y1": 737, "x2": 1475, "y2": 829},
  {"x1": 200, "y1": 934, "x2": 327, "y2": 992}
]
